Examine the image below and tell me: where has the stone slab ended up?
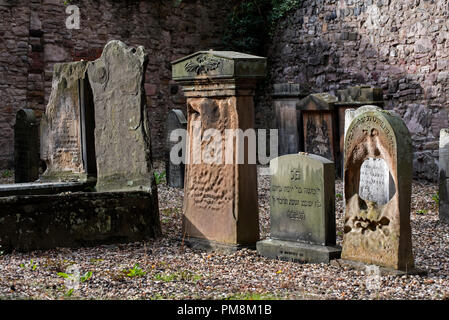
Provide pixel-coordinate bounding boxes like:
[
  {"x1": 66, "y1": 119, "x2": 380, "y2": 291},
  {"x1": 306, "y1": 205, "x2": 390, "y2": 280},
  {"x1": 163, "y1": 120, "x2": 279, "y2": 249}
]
[
  {"x1": 257, "y1": 239, "x2": 341, "y2": 264},
  {"x1": 0, "y1": 181, "x2": 92, "y2": 197},
  {"x1": 0, "y1": 191, "x2": 161, "y2": 252}
]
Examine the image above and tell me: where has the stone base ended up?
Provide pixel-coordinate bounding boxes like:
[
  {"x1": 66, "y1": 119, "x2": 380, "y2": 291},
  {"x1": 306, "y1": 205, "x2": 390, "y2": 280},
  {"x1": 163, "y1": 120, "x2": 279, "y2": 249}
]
[
  {"x1": 256, "y1": 238, "x2": 342, "y2": 264},
  {"x1": 0, "y1": 191, "x2": 160, "y2": 252},
  {"x1": 330, "y1": 259, "x2": 427, "y2": 276},
  {"x1": 181, "y1": 237, "x2": 256, "y2": 253}
]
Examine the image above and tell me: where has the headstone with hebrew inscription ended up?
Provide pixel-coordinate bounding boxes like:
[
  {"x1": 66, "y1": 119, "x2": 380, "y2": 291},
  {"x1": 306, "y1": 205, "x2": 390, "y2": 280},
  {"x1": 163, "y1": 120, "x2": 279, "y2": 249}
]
[
  {"x1": 439, "y1": 129, "x2": 449, "y2": 224},
  {"x1": 344, "y1": 106, "x2": 396, "y2": 206},
  {"x1": 172, "y1": 50, "x2": 266, "y2": 250},
  {"x1": 165, "y1": 109, "x2": 187, "y2": 188},
  {"x1": 341, "y1": 105, "x2": 416, "y2": 272},
  {"x1": 257, "y1": 153, "x2": 341, "y2": 263}
]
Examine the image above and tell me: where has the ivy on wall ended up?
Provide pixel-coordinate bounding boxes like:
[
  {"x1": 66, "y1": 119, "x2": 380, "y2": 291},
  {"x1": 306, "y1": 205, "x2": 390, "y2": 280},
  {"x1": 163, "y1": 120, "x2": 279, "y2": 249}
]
[
  {"x1": 62, "y1": 0, "x2": 301, "y2": 55},
  {"x1": 221, "y1": 0, "x2": 302, "y2": 55}
]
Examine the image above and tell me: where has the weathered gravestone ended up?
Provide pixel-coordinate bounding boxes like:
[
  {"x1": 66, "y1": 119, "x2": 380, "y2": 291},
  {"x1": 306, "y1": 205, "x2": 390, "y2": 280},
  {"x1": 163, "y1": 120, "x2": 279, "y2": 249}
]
[
  {"x1": 14, "y1": 109, "x2": 40, "y2": 183},
  {"x1": 40, "y1": 61, "x2": 91, "y2": 182},
  {"x1": 345, "y1": 107, "x2": 395, "y2": 206},
  {"x1": 88, "y1": 40, "x2": 156, "y2": 192},
  {"x1": 0, "y1": 40, "x2": 161, "y2": 252},
  {"x1": 166, "y1": 109, "x2": 187, "y2": 188},
  {"x1": 257, "y1": 153, "x2": 341, "y2": 263},
  {"x1": 439, "y1": 129, "x2": 449, "y2": 224},
  {"x1": 297, "y1": 93, "x2": 340, "y2": 172},
  {"x1": 172, "y1": 50, "x2": 266, "y2": 250},
  {"x1": 339, "y1": 105, "x2": 417, "y2": 273},
  {"x1": 272, "y1": 83, "x2": 309, "y2": 155}
]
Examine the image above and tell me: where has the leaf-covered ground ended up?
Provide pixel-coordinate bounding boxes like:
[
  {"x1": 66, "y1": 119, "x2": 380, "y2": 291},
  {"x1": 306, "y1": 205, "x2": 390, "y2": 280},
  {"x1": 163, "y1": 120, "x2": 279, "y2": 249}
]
[{"x1": 0, "y1": 164, "x2": 448, "y2": 300}]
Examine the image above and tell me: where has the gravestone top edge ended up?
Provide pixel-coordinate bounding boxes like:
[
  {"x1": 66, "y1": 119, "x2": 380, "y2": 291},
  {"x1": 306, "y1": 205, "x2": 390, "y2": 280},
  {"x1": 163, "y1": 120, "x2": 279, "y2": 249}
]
[
  {"x1": 169, "y1": 109, "x2": 187, "y2": 125},
  {"x1": 270, "y1": 153, "x2": 334, "y2": 167},
  {"x1": 297, "y1": 93, "x2": 338, "y2": 110},
  {"x1": 171, "y1": 50, "x2": 266, "y2": 81}
]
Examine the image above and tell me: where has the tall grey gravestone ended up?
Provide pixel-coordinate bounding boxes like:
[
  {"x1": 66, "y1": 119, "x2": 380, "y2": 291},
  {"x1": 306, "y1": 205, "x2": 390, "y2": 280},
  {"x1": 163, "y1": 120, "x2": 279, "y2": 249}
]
[
  {"x1": 165, "y1": 109, "x2": 187, "y2": 188},
  {"x1": 257, "y1": 153, "x2": 341, "y2": 263},
  {"x1": 14, "y1": 109, "x2": 40, "y2": 183},
  {"x1": 439, "y1": 129, "x2": 449, "y2": 224}
]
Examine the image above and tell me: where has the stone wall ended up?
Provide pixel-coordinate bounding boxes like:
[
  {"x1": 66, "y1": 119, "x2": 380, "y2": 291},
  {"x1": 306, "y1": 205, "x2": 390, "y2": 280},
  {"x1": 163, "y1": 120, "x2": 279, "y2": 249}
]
[
  {"x1": 265, "y1": 0, "x2": 449, "y2": 181},
  {"x1": 0, "y1": 0, "x2": 231, "y2": 168}
]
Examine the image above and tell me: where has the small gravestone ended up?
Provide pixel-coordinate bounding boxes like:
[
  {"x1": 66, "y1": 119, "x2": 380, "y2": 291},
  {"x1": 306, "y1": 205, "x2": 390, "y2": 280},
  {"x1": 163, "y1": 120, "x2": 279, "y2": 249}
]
[
  {"x1": 272, "y1": 83, "x2": 309, "y2": 155},
  {"x1": 339, "y1": 105, "x2": 419, "y2": 273},
  {"x1": 165, "y1": 109, "x2": 187, "y2": 188},
  {"x1": 257, "y1": 153, "x2": 341, "y2": 263},
  {"x1": 297, "y1": 93, "x2": 339, "y2": 173},
  {"x1": 439, "y1": 129, "x2": 449, "y2": 224},
  {"x1": 14, "y1": 109, "x2": 40, "y2": 183}
]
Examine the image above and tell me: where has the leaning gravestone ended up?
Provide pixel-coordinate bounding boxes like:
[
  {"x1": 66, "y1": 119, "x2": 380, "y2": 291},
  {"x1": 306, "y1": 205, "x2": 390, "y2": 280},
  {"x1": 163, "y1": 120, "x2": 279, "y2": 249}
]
[
  {"x1": 165, "y1": 109, "x2": 187, "y2": 188},
  {"x1": 172, "y1": 50, "x2": 266, "y2": 250},
  {"x1": 40, "y1": 61, "x2": 89, "y2": 182},
  {"x1": 257, "y1": 153, "x2": 341, "y2": 263},
  {"x1": 439, "y1": 129, "x2": 449, "y2": 224},
  {"x1": 14, "y1": 109, "x2": 40, "y2": 183},
  {"x1": 340, "y1": 105, "x2": 417, "y2": 273},
  {"x1": 88, "y1": 40, "x2": 156, "y2": 192}
]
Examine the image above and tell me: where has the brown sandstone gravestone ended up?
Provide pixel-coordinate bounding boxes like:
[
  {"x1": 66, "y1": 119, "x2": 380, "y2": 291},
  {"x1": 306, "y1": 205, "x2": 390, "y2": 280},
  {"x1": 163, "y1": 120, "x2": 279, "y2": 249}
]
[
  {"x1": 439, "y1": 129, "x2": 449, "y2": 224},
  {"x1": 339, "y1": 105, "x2": 417, "y2": 273},
  {"x1": 88, "y1": 40, "x2": 156, "y2": 192},
  {"x1": 165, "y1": 109, "x2": 187, "y2": 188},
  {"x1": 14, "y1": 109, "x2": 40, "y2": 183},
  {"x1": 297, "y1": 93, "x2": 339, "y2": 173},
  {"x1": 257, "y1": 153, "x2": 341, "y2": 263},
  {"x1": 172, "y1": 50, "x2": 266, "y2": 250},
  {"x1": 40, "y1": 61, "x2": 89, "y2": 182}
]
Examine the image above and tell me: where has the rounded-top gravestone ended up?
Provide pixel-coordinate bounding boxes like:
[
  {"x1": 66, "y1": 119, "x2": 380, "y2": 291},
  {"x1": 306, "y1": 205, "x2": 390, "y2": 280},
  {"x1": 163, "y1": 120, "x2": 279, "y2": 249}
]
[{"x1": 342, "y1": 105, "x2": 415, "y2": 272}]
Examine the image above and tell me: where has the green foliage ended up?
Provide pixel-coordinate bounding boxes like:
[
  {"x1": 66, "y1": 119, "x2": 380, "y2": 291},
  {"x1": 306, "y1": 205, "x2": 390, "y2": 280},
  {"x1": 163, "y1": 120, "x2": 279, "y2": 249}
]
[
  {"x1": 154, "y1": 270, "x2": 202, "y2": 283},
  {"x1": 124, "y1": 264, "x2": 146, "y2": 278},
  {"x1": 0, "y1": 169, "x2": 12, "y2": 179},
  {"x1": 416, "y1": 209, "x2": 428, "y2": 215},
  {"x1": 154, "y1": 171, "x2": 166, "y2": 185},
  {"x1": 221, "y1": 0, "x2": 302, "y2": 54},
  {"x1": 432, "y1": 191, "x2": 439, "y2": 205},
  {"x1": 336, "y1": 193, "x2": 343, "y2": 199},
  {"x1": 20, "y1": 259, "x2": 38, "y2": 271}
]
